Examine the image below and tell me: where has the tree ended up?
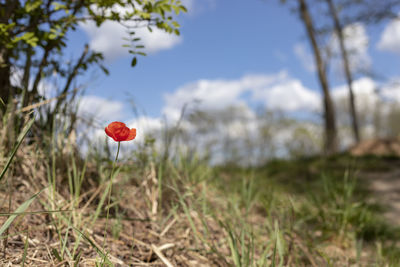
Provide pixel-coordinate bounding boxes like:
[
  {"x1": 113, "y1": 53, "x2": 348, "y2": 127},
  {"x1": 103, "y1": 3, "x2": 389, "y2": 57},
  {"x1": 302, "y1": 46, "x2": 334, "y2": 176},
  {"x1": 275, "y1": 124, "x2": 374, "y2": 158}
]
[
  {"x1": 297, "y1": 0, "x2": 338, "y2": 154},
  {"x1": 325, "y1": 0, "x2": 360, "y2": 143},
  {"x1": 0, "y1": 0, "x2": 186, "y2": 149},
  {"x1": 338, "y1": 0, "x2": 400, "y2": 25},
  {"x1": 0, "y1": 0, "x2": 186, "y2": 113}
]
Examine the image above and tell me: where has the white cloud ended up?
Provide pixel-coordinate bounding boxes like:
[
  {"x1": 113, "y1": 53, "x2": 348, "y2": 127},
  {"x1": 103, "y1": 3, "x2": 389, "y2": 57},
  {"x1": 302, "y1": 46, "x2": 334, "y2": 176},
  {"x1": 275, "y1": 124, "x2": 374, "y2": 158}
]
[
  {"x1": 78, "y1": 95, "x2": 125, "y2": 123},
  {"x1": 126, "y1": 116, "x2": 163, "y2": 143},
  {"x1": 136, "y1": 27, "x2": 182, "y2": 53},
  {"x1": 332, "y1": 77, "x2": 378, "y2": 110},
  {"x1": 162, "y1": 71, "x2": 320, "y2": 121},
  {"x1": 10, "y1": 67, "x2": 23, "y2": 89},
  {"x1": 330, "y1": 77, "x2": 400, "y2": 140},
  {"x1": 80, "y1": 2, "x2": 183, "y2": 60},
  {"x1": 79, "y1": 0, "x2": 221, "y2": 59},
  {"x1": 343, "y1": 24, "x2": 369, "y2": 54},
  {"x1": 163, "y1": 77, "x2": 248, "y2": 121},
  {"x1": 81, "y1": 21, "x2": 182, "y2": 60},
  {"x1": 380, "y1": 78, "x2": 400, "y2": 102},
  {"x1": 293, "y1": 43, "x2": 315, "y2": 72},
  {"x1": 330, "y1": 76, "x2": 400, "y2": 116},
  {"x1": 80, "y1": 21, "x2": 126, "y2": 60},
  {"x1": 10, "y1": 67, "x2": 58, "y2": 100},
  {"x1": 328, "y1": 76, "x2": 400, "y2": 118},
  {"x1": 378, "y1": 18, "x2": 400, "y2": 54},
  {"x1": 254, "y1": 80, "x2": 321, "y2": 112},
  {"x1": 295, "y1": 23, "x2": 371, "y2": 75},
  {"x1": 163, "y1": 75, "x2": 395, "y2": 140},
  {"x1": 160, "y1": 72, "x2": 324, "y2": 162},
  {"x1": 330, "y1": 23, "x2": 371, "y2": 75}
]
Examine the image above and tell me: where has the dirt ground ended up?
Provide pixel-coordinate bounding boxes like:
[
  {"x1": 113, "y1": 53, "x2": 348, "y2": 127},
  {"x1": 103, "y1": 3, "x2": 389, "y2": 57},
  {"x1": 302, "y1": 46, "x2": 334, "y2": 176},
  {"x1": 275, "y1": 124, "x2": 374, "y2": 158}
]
[
  {"x1": 351, "y1": 138, "x2": 400, "y2": 224},
  {"x1": 363, "y1": 167, "x2": 400, "y2": 224}
]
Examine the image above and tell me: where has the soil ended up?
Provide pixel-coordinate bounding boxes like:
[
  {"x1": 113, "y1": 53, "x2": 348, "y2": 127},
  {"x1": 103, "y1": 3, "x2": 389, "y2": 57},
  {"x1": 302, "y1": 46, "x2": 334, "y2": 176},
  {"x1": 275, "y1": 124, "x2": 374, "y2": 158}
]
[
  {"x1": 350, "y1": 138, "x2": 400, "y2": 224},
  {"x1": 363, "y1": 167, "x2": 400, "y2": 224},
  {"x1": 350, "y1": 138, "x2": 400, "y2": 157}
]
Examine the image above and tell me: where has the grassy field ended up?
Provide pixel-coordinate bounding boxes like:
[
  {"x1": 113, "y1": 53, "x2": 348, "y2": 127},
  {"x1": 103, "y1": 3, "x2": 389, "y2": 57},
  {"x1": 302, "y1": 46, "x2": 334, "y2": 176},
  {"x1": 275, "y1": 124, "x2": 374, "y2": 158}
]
[{"x1": 1, "y1": 119, "x2": 400, "y2": 266}]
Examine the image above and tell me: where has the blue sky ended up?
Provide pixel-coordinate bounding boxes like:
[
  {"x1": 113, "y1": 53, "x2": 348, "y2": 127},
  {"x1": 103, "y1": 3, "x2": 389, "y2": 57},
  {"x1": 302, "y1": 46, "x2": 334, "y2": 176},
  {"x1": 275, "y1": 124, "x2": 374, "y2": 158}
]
[{"x1": 65, "y1": 0, "x2": 400, "y2": 134}]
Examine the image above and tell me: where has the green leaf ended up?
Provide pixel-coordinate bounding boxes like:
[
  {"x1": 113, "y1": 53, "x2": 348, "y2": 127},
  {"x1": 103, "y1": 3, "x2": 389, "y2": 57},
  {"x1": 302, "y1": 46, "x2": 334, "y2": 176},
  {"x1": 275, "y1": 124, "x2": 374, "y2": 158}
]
[
  {"x1": 163, "y1": 5, "x2": 172, "y2": 12},
  {"x1": 25, "y1": 0, "x2": 43, "y2": 12},
  {"x1": 13, "y1": 32, "x2": 39, "y2": 47},
  {"x1": 172, "y1": 5, "x2": 180, "y2": 14},
  {"x1": 100, "y1": 65, "x2": 109, "y2": 75},
  {"x1": 172, "y1": 21, "x2": 180, "y2": 28},
  {"x1": 0, "y1": 116, "x2": 35, "y2": 182},
  {"x1": 131, "y1": 57, "x2": 137, "y2": 67},
  {"x1": 180, "y1": 5, "x2": 188, "y2": 13},
  {"x1": 49, "y1": 33, "x2": 57, "y2": 40},
  {"x1": 52, "y1": 2, "x2": 67, "y2": 11}
]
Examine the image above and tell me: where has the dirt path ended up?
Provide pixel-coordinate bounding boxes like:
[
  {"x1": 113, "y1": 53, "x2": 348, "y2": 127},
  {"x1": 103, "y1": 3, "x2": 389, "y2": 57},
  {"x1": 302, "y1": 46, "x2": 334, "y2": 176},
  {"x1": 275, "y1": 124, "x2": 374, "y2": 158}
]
[{"x1": 363, "y1": 167, "x2": 400, "y2": 224}]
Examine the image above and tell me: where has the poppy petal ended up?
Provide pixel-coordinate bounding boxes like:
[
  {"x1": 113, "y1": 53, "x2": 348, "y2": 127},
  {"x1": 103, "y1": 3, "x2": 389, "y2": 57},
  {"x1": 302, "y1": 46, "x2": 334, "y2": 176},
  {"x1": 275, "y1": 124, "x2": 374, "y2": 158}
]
[
  {"x1": 105, "y1": 126, "x2": 116, "y2": 141},
  {"x1": 116, "y1": 127, "x2": 130, "y2": 141},
  {"x1": 126, "y1": 128, "x2": 136, "y2": 141},
  {"x1": 108, "y1": 121, "x2": 126, "y2": 132}
]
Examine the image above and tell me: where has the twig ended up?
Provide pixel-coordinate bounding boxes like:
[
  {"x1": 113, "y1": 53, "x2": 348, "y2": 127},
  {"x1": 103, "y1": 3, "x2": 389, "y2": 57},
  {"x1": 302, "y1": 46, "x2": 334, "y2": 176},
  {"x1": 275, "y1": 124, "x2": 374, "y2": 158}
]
[
  {"x1": 151, "y1": 244, "x2": 174, "y2": 267},
  {"x1": 160, "y1": 218, "x2": 177, "y2": 237},
  {"x1": 158, "y1": 243, "x2": 175, "y2": 251}
]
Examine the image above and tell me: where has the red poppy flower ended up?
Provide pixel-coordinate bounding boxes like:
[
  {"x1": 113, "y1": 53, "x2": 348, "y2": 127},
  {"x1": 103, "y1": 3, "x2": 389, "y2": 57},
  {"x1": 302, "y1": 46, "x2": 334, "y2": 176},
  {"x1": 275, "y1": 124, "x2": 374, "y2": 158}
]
[{"x1": 105, "y1": 121, "x2": 136, "y2": 142}]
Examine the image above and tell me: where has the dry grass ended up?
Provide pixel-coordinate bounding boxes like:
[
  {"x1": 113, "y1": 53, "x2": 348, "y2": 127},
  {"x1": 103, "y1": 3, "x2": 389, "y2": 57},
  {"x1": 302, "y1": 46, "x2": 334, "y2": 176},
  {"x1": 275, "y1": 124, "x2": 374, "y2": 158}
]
[
  {"x1": 1, "y1": 131, "x2": 400, "y2": 266},
  {"x1": 0, "y1": 144, "x2": 238, "y2": 266}
]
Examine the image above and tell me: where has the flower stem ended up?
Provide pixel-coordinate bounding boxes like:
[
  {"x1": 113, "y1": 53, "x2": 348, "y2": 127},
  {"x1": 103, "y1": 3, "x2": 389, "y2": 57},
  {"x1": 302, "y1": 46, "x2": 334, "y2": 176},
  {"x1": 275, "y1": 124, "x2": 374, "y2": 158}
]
[{"x1": 102, "y1": 142, "x2": 120, "y2": 256}]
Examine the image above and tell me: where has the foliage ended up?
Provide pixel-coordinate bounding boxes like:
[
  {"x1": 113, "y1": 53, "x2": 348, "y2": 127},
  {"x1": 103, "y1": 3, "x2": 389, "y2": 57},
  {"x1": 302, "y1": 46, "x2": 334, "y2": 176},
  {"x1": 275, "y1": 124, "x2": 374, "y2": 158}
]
[{"x1": 0, "y1": 0, "x2": 186, "y2": 142}]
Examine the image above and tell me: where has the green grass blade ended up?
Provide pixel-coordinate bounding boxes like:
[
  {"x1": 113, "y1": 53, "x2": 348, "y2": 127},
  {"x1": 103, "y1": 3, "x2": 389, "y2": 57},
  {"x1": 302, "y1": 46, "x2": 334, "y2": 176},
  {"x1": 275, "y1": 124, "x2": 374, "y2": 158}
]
[
  {"x1": 0, "y1": 116, "x2": 35, "y2": 182},
  {"x1": 74, "y1": 250, "x2": 82, "y2": 267},
  {"x1": 52, "y1": 248, "x2": 63, "y2": 262},
  {"x1": 0, "y1": 209, "x2": 71, "y2": 216},
  {"x1": 91, "y1": 174, "x2": 115, "y2": 226},
  {"x1": 227, "y1": 229, "x2": 240, "y2": 267},
  {"x1": 70, "y1": 225, "x2": 114, "y2": 266},
  {"x1": 55, "y1": 210, "x2": 114, "y2": 266},
  {"x1": 271, "y1": 238, "x2": 277, "y2": 267},
  {"x1": 0, "y1": 187, "x2": 45, "y2": 237},
  {"x1": 21, "y1": 231, "x2": 29, "y2": 267}
]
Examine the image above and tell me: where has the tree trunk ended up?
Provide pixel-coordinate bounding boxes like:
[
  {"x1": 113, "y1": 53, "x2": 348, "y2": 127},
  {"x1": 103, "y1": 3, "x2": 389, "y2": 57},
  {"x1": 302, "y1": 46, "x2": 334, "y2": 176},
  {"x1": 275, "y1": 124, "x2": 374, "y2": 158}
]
[
  {"x1": 0, "y1": 1, "x2": 18, "y2": 112},
  {"x1": 298, "y1": 0, "x2": 338, "y2": 155},
  {"x1": 0, "y1": 49, "x2": 11, "y2": 111},
  {"x1": 326, "y1": 0, "x2": 360, "y2": 144}
]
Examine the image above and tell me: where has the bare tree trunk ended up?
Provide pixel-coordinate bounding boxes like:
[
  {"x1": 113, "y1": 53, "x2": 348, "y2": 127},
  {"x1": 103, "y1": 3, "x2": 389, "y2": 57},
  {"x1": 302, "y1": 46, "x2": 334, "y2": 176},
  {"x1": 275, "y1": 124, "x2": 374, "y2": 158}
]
[
  {"x1": 0, "y1": 0, "x2": 18, "y2": 111},
  {"x1": 326, "y1": 0, "x2": 360, "y2": 144},
  {"x1": 0, "y1": 49, "x2": 11, "y2": 110},
  {"x1": 298, "y1": 0, "x2": 338, "y2": 155}
]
